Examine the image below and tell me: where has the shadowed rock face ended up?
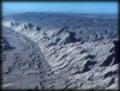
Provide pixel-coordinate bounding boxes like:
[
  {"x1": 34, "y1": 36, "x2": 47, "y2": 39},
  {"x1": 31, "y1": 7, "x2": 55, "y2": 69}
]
[
  {"x1": 2, "y1": 38, "x2": 15, "y2": 51},
  {"x1": 2, "y1": 13, "x2": 119, "y2": 90}
]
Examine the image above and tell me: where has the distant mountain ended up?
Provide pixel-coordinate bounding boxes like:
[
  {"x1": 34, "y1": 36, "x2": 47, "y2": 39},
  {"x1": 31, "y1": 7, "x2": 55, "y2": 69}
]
[
  {"x1": 2, "y1": 12, "x2": 119, "y2": 90},
  {"x1": 3, "y1": 12, "x2": 118, "y2": 42}
]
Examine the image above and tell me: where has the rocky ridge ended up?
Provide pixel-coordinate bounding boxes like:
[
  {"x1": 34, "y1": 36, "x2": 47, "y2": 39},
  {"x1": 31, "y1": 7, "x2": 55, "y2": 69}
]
[{"x1": 2, "y1": 13, "x2": 119, "y2": 90}]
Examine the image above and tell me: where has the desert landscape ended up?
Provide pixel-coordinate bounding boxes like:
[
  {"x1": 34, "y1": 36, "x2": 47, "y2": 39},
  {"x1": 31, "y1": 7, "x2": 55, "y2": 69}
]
[{"x1": 1, "y1": 12, "x2": 119, "y2": 90}]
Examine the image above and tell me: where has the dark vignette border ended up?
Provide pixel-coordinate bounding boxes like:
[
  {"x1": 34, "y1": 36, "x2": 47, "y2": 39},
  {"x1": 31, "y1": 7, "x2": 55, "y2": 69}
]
[{"x1": 0, "y1": 0, "x2": 119, "y2": 91}]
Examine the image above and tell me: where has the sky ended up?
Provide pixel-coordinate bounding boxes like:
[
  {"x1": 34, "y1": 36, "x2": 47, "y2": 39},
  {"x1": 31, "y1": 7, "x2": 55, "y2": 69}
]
[{"x1": 2, "y1": 2, "x2": 118, "y2": 16}]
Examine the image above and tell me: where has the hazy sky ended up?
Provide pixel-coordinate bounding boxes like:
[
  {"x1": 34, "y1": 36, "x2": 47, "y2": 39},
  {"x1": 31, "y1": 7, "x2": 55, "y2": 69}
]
[{"x1": 2, "y1": 2, "x2": 118, "y2": 16}]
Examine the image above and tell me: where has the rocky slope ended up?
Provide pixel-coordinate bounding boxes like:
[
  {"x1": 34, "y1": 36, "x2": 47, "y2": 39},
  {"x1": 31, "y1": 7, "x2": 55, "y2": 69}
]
[{"x1": 2, "y1": 12, "x2": 119, "y2": 90}]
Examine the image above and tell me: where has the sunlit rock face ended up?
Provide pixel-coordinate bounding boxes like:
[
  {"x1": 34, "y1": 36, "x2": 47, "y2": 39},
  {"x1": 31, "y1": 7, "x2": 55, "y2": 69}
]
[{"x1": 2, "y1": 12, "x2": 119, "y2": 90}]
